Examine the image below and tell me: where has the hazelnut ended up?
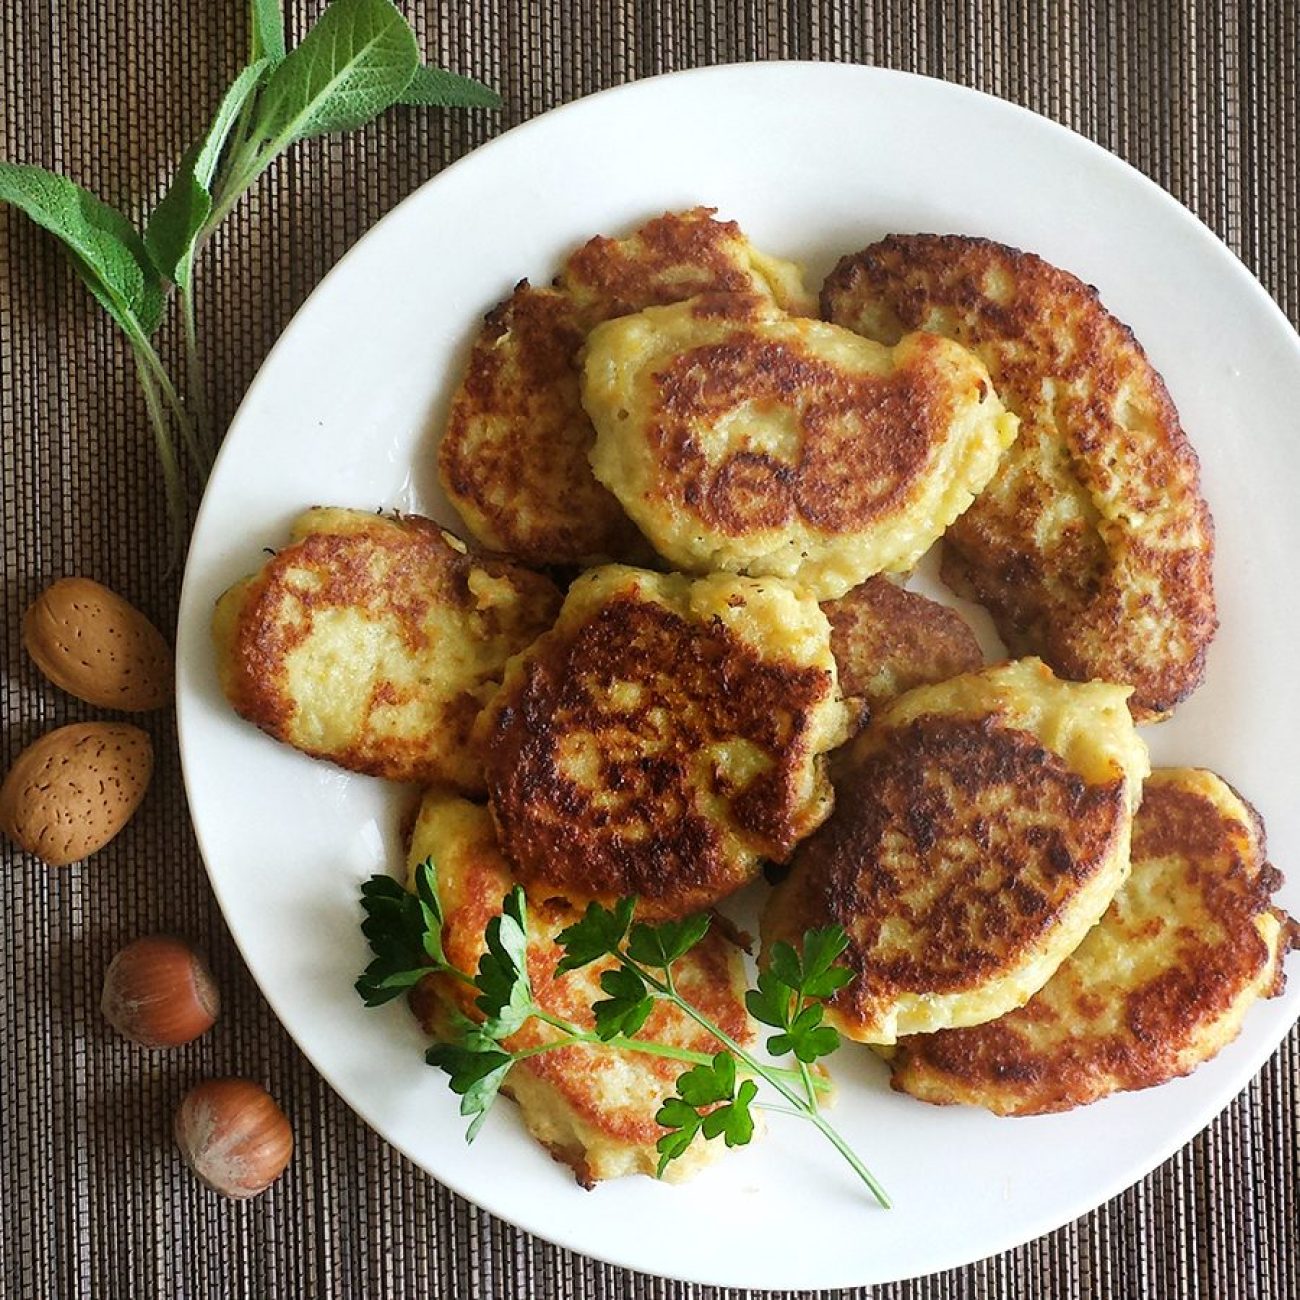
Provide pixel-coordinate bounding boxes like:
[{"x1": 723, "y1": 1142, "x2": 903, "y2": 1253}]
[
  {"x1": 101, "y1": 936, "x2": 219, "y2": 1047},
  {"x1": 174, "y1": 1079, "x2": 293, "y2": 1199}
]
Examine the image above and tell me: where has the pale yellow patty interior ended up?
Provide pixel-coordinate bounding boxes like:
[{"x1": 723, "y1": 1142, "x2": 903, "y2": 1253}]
[
  {"x1": 213, "y1": 507, "x2": 552, "y2": 790},
  {"x1": 582, "y1": 298, "x2": 1019, "y2": 599}
]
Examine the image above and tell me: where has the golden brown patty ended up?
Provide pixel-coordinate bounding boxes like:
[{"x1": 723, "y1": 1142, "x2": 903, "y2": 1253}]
[
  {"x1": 212, "y1": 508, "x2": 559, "y2": 791},
  {"x1": 436, "y1": 284, "x2": 648, "y2": 569},
  {"x1": 822, "y1": 235, "x2": 1217, "y2": 720},
  {"x1": 439, "y1": 208, "x2": 814, "y2": 567},
  {"x1": 584, "y1": 292, "x2": 1018, "y2": 599},
  {"x1": 559, "y1": 205, "x2": 815, "y2": 320},
  {"x1": 889, "y1": 769, "x2": 1298, "y2": 1114},
  {"x1": 762, "y1": 659, "x2": 1149, "y2": 1043},
  {"x1": 821, "y1": 576, "x2": 984, "y2": 727},
  {"x1": 406, "y1": 792, "x2": 756, "y2": 1185},
  {"x1": 476, "y1": 565, "x2": 849, "y2": 919}
]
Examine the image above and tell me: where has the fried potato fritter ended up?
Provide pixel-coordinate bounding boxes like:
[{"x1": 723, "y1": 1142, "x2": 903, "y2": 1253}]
[
  {"x1": 822, "y1": 235, "x2": 1216, "y2": 720},
  {"x1": 476, "y1": 565, "x2": 850, "y2": 919},
  {"x1": 762, "y1": 659, "x2": 1150, "y2": 1044},
  {"x1": 889, "y1": 769, "x2": 1298, "y2": 1114},
  {"x1": 212, "y1": 508, "x2": 560, "y2": 791},
  {"x1": 436, "y1": 284, "x2": 648, "y2": 568},
  {"x1": 405, "y1": 792, "x2": 756, "y2": 1185},
  {"x1": 559, "y1": 206, "x2": 815, "y2": 319},
  {"x1": 822, "y1": 575, "x2": 985, "y2": 726},
  {"x1": 439, "y1": 208, "x2": 815, "y2": 566},
  {"x1": 583, "y1": 293, "x2": 1019, "y2": 599}
]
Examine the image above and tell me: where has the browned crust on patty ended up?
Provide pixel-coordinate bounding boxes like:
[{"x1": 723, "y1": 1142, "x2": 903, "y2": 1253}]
[
  {"x1": 439, "y1": 208, "x2": 810, "y2": 567},
  {"x1": 560, "y1": 206, "x2": 800, "y2": 318},
  {"x1": 640, "y1": 296, "x2": 970, "y2": 539},
  {"x1": 767, "y1": 714, "x2": 1127, "y2": 1031},
  {"x1": 888, "y1": 771, "x2": 1297, "y2": 1114},
  {"x1": 822, "y1": 235, "x2": 1216, "y2": 721},
  {"x1": 822, "y1": 576, "x2": 985, "y2": 725},
  {"x1": 215, "y1": 512, "x2": 559, "y2": 789},
  {"x1": 438, "y1": 282, "x2": 645, "y2": 567},
  {"x1": 479, "y1": 589, "x2": 837, "y2": 919}
]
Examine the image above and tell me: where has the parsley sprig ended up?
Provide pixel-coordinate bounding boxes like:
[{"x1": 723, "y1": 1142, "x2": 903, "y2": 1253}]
[{"x1": 356, "y1": 860, "x2": 890, "y2": 1206}]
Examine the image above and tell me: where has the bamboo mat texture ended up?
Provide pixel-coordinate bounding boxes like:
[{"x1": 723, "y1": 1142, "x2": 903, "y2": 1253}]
[{"x1": 2, "y1": 1, "x2": 1298, "y2": 1297}]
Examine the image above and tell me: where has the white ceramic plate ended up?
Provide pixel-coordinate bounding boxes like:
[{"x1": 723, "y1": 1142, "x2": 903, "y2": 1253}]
[{"x1": 176, "y1": 63, "x2": 1300, "y2": 1289}]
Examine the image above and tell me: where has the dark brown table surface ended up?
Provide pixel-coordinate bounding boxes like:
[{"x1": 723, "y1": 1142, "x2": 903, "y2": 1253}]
[{"x1": 2, "y1": 2, "x2": 1297, "y2": 1296}]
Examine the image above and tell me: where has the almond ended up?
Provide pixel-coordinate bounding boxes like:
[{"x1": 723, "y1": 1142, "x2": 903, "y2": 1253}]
[
  {"x1": 23, "y1": 578, "x2": 173, "y2": 711},
  {"x1": 0, "y1": 723, "x2": 153, "y2": 866}
]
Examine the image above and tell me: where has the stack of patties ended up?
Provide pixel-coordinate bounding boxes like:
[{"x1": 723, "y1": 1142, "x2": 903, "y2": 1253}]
[{"x1": 211, "y1": 209, "x2": 1294, "y2": 1182}]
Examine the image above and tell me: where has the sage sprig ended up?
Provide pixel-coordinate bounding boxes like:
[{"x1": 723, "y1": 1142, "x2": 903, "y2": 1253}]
[{"x1": 0, "y1": 0, "x2": 499, "y2": 561}]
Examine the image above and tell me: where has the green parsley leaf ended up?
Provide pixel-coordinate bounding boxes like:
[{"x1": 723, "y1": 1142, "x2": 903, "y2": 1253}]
[
  {"x1": 653, "y1": 1098, "x2": 702, "y2": 1176},
  {"x1": 412, "y1": 858, "x2": 446, "y2": 966},
  {"x1": 249, "y1": 0, "x2": 420, "y2": 152},
  {"x1": 591, "y1": 966, "x2": 654, "y2": 1041},
  {"x1": 746, "y1": 927, "x2": 851, "y2": 1062},
  {"x1": 474, "y1": 887, "x2": 533, "y2": 1037},
  {"x1": 554, "y1": 897, "x2": 636, "y2": 973},
  {"x1": 744, "y1": 967, "x2": 794, "y2": 1031},
  {"x1": 796, "y1": 925, "x2": 854, "y2": 999},
  {"x1": 654, "y1": 1053, "x2": 758, "y2": 1175},
  {"x1": 675, "y1": 1051, "x2": 736, "y2": 1107},
  {"x1": 355, "y1": 871, "x2": 435, "y2": 1006},
  {"x1": 625, "y1": 913, "x2": 711, "y2": 970},
  {"x1": 425, "y1": 1041, "x2": 513, "y2": 1142},
  {"x1": 700, "y1": 1079, "x2": 758, "y2": 1146},
  {"x1": 766, "y1": 1003, "x2": 841, "y2": 1064},
  {"x1": 397, "y1": 65, "x2": 501, "y2": 109}
]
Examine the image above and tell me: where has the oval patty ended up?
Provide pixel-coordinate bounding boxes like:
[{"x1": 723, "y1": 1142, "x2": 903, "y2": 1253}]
[
  {"x1": 822, "y1": 234, "x2": 1217, "y2": 720},
  {"x1": 583, "y1": 292, "x2": 1018, "y2": 600},
  {"x1": 476, "y1": 565, "x2": 849, "y2": 919},
  {"x1": 762, "y1": 658, "x2": 1149, "y2": 1044}
]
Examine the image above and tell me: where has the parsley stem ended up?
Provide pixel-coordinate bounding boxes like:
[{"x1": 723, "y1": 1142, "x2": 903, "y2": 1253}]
[
  {"x1": 619, "y1": 952, "x2": 890, "y2": 1208},
  {"x1": 791, "y1": 993, "x2": 820, "y2": 1112},
  {"x1": 805, "y1": 1109, "x2": 892, "y2": 1209},
  {"x1": 526, "y1": 1003, "x2": 826, "y2": 1087}
]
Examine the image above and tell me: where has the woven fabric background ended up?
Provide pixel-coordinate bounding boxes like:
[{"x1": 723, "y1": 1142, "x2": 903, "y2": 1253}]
[{"x1": 2, "y1": 2, "x2": 1297, "y2": 1297}]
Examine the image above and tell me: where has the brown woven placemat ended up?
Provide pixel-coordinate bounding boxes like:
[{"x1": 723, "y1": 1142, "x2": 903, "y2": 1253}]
[{"x1": 2, "y1": 2, "x2": 1297, "y2": 1296}]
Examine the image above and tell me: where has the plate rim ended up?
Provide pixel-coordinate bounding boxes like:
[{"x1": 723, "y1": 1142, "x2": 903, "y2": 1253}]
[{"x1": 175, "y1": 59, "x2": 1300, "y2": 1289}]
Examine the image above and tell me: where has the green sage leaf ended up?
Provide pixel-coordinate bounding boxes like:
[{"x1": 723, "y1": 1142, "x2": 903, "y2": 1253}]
[
  {"x1": 250, "y1": 0, "x2": 286, "y2": 65},
  {"x1": 250, "y1": 0, "x2": 419, "y2": 151},
  {"x1": 397, "y1": 65, "x2": 501, "y2": 109},
  {"x1": 0, "y1": 162, "x2": 163, "y2": 335}
]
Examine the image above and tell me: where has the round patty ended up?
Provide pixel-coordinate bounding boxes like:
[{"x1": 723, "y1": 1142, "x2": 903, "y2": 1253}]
[
  {"x1": 761, "y1": 658, "x2": 1149, "y2": 1043},
  {"x1": 476, "y1": 565, "x2": 849, "y2": 919},
  {"x1": 888, "y1": 768, "x2": 1298, "y2": 1114},
  {"x1": 212, "y1": 508, "x2": 559, "y2": 792},
  {"x1": 583, "y1": 292, "x2": 1018, "y2": 599},
  {"x1": 822, "y1": 234, "x2": 1217, "y2": 720}
]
